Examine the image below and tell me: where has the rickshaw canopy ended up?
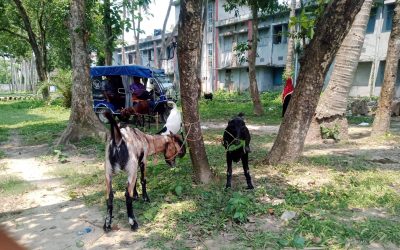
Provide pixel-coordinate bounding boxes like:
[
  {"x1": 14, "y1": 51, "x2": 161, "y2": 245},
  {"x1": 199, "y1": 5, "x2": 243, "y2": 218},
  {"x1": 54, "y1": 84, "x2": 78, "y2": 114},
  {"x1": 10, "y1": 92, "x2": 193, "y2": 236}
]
[{"x1": 90, "y1": 65, "x2": 165, "y2": 78}]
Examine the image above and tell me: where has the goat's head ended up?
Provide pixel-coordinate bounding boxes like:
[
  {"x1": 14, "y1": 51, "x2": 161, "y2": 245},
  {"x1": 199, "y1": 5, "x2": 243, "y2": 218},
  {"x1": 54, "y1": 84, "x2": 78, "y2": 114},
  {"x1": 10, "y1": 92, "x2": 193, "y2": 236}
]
[
  {"x1": 164, "y1": 133, "x2": 186, "y2": 167},
  {"x1": 223, "y1": 113, "x2": 248, "y2": 148}
]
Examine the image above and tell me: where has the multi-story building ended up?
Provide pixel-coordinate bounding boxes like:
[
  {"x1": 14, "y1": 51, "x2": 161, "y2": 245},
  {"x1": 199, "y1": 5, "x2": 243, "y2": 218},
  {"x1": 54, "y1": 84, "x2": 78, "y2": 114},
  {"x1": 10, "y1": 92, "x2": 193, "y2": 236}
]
[
  {"x1": 115, "y1": 0, "x2": 399, "y2": 97},
  {"x1": 350, "y1": 0, "x2": 399, "y2": 97},
  {"x1": 113, "y1": 32, "x2": 177, "y2": 77}
]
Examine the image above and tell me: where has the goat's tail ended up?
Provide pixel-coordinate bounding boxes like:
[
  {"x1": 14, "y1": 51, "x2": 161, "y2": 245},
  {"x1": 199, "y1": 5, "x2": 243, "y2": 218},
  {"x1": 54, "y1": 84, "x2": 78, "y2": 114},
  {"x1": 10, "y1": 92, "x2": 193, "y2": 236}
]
[
  {"x1": 238, "y1": 112, "x2": 245, "y2": 118},
  {"x1": 104, "y1": 112, "x2": 122, "y2": 145}
]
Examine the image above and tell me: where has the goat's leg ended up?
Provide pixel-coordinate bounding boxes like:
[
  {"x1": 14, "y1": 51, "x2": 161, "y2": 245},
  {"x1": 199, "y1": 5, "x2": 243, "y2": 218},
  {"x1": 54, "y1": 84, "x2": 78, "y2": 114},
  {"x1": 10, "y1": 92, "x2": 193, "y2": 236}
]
[
  {"x1": 226, "y1": 153, "x2": 233, "y2": 189},
  {"x1": 126, "y1": 173, "x2": 139, "y2": 231},
  {"x1": 103, "y1": 174, "x2": 113, "y2": 232},
  {"x1": 139, "y1": 161, "x2": 150, "y2": 202},
  {"x1": 133, "y1": 181, "x2": 139, "y2": 200},
  {"x1": 241, "y1": 153, "x2": 254, "y2": 189}
]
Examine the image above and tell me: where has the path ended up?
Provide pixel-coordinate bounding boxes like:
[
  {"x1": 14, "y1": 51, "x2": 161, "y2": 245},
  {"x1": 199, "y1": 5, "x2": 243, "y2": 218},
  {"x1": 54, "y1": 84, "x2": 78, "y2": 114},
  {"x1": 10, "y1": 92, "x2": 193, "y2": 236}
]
[
  {"x1": 201, "y1": 121, "x2": 280, "y2": 135},
  {"x1": 0, "y1": 133, "x2": 107, "y2": 249}
]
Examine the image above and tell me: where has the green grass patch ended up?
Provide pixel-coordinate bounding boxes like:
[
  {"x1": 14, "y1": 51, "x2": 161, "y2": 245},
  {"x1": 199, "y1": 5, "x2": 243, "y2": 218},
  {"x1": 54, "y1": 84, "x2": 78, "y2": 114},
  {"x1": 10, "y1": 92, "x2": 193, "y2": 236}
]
[
  {"x1": 199, "y1": 91, "x2": 282, "y2": 124},
  {"x1": 347, "y1": 115, "x2": 373, "y2": 125},
  {"x1": 0, "y1": 100, "x2": 69, "y2": 145},
  {"x1": 0, "y1": 176, "x2": 33, "y2": 196}
]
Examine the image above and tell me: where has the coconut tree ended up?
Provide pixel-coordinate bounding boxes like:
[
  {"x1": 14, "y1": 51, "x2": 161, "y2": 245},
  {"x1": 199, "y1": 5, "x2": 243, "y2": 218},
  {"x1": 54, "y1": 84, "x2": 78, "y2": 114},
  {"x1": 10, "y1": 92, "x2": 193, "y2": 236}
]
[
  {"x1": 285, "y1": 0, "x2": 296, "y2": 75},
  {"x1": 265, "y1": 0, "x2": 364, "y2": 165},
  {"x1": 371, "y1": 2, "x2": 400, "y2": 136},
  {"x1": 306, "y1": 0, "x2": 374, "y2": 142}
]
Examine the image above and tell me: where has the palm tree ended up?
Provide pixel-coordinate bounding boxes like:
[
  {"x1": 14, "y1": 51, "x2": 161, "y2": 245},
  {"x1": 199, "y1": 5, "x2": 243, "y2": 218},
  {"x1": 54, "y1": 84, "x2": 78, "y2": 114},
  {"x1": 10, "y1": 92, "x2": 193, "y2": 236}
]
[
  {"x1": 306, "y1": 0, "x2": 374, "y2": 142},
  {"x1": 285, "y1": 0, "x2": 296, "y2": 75},
  {"x1": 371, "y1": 2, "x2": 400, "y2": 136},
  {"x1": 265, "y1": 0, "x2": 364, "y2": 165}
]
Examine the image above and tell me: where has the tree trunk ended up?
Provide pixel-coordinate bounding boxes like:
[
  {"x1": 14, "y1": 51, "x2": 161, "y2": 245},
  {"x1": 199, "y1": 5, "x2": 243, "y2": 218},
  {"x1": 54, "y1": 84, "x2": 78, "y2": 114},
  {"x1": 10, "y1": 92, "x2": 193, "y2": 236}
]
[
  {"x1": 306, "y1": 0, "x2": 373, "y2": 143},
  {"x1": 178, "y1": 0, "x2": 213, "y2": 184},
  {"x1": 248, "y1": 6, "x2": 264, "y2": 116},
  {"x1": 157, "y1": 0, "x2": 173, "y2": 69},
  {"x1": 371, "y1": 2, "x2": 400, "y2": 137},
  {"x1": 12, "y1": 0, "x2": 48, "y2": 99},
  {"x1": 121, "y1": 4, "x2": 126, "y2": 65},
  {"x1": 285, "y1": 0, "x2": 296, "y2": 75},
  {"x1": 104, "y1": 0, "x2": 113, "y2": 66},
  {"x1": 134, "y1": 7, "x2": 142, "y2": 65},
  {"x1": 265, "y1": 0, "x2": 364, "y2": 165},
  {"x1": 57, "y1": 0, "x2": 106, "y2": 146}
]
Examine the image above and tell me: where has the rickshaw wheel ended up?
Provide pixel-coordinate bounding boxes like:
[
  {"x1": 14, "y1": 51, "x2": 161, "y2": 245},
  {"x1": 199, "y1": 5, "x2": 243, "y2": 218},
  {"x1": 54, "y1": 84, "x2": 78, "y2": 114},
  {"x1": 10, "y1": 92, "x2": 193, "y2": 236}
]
[{"x1": 97, "y1": 108, "x2": 111, "y2": 124}]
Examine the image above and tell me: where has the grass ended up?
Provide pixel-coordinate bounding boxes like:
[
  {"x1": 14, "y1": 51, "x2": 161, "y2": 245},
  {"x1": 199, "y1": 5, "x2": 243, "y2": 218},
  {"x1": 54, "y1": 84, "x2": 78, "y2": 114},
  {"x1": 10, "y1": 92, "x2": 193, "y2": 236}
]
[
  {"x1": 0, "y1": 100, "x2": 69, "y2": 145},
  {"x1": 348, "y1": 115, "x2": 374, "y2": 125},
  {"x1": 0, "y1": 176, "x2": 33, "y2": 196},
  {"x1": 199, "y1": 91, "x2": 283, "y2": 124},
  {"x1": 1, "y1": 98, "x2": 400, "y2": 249}
]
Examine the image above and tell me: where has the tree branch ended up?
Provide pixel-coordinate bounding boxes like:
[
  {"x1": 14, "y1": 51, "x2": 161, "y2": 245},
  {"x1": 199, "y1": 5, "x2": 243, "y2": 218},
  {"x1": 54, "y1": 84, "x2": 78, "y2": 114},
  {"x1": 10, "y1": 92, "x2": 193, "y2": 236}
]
[{"x1": 0, "y1": 28, "x2": 29, "y2": 42}]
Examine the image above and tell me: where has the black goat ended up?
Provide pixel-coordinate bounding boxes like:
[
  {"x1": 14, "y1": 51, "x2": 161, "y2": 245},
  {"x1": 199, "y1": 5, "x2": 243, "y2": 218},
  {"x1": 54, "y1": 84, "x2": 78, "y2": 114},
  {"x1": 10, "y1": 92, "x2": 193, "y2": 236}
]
[
  {"x1": 204, "y1": 93, "x2": 213, "y2": 100},
  {"x1": 222, "y1": 113, "x2": 254, "y2": 189}
]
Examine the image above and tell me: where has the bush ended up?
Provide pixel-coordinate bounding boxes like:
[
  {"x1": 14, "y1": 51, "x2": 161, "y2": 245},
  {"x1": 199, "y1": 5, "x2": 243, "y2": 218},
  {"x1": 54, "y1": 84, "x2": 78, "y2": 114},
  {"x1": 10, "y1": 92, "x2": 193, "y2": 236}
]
[
  {"x1": 39, "y1": 69, "x2": 72, "y2": 108},
  {"x1": 225, "y1": 192, "x2": 252, "y2": 223}
]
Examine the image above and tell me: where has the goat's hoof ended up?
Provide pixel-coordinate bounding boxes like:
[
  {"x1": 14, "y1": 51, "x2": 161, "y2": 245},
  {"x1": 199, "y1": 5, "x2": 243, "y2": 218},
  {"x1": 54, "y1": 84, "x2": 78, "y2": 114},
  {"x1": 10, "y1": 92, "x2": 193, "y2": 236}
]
[
  {"x1": 133, "y1": 195, "x2": 139, "y2": 201},
  {"x1": 143, "y1": 196, "x2": 150, "y2": 203},
  {"x1": 225, "y1": 185, "x2": 231, "y2": 191},
  {"x1": 130, "y1": 221, "x2": 139, "y2": 231},
  {"x1": 246, "y1": 185, "x2": 254, "y2": 190}
]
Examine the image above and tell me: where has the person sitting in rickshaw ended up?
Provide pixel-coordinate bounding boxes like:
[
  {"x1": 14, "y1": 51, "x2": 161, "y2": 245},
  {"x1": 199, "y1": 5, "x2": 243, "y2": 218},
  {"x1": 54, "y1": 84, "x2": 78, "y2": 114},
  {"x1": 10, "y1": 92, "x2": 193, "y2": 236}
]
[
  {"x1": 101, "y1": 76, "x2": 125, "y2": 109},
  {"x1": 130, "y1": 76, "x2": 151, "y2": 101}
]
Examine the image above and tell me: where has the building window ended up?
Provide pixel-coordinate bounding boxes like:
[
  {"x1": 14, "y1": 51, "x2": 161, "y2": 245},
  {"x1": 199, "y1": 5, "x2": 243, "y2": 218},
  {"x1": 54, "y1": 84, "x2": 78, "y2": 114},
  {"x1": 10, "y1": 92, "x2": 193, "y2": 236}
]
[
  {"x1": 282, "y1": 24, "x2": 288, "y2": 44},
  {"x1": 375, "y1": 61, "x2": 385, "y2": 86},
  {"x1": 259, "y1": 29, "x2": 268, "y2": 46},
  {"x1": 382, "y1": 4, "x2": 395, "y2": 32},
  {"x1": 208, "y1": 43, "x2": 213, "y2": 68},
  {"x1": 375, "y1": 60, "x2": 400, "y2": 86},
  {"x1": 366, "y1": 7, "x2": 377, "y2": 34},
  {"x1": 354, "y1": 62, "x2": 372, "y2": 86},
  {"x1": 273, "y1": 24, "x2": 287, "y2": 44},
  {"x1": 207, "y1": 2, "x2": 213, "y2": 32},
  {"x1": 223, "y1": 36, "x2": 233, "y2": 52},
  {"x1": 118, "y1": 55, "x2": 122, "y2": 65},
  {"x1": 128, "y1": 54, "x2": 133, "y2": 64},
  {"x1": 273, "y1": 67, "x2": 284, "y2": 86}
]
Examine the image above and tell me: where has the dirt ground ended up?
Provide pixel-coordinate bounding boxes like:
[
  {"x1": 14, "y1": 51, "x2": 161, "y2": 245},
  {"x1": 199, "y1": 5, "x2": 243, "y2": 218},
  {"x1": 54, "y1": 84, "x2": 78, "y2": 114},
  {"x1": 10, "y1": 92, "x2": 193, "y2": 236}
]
[{"x1": 0, "y1": 120, "x2": 399, "y2": 249}]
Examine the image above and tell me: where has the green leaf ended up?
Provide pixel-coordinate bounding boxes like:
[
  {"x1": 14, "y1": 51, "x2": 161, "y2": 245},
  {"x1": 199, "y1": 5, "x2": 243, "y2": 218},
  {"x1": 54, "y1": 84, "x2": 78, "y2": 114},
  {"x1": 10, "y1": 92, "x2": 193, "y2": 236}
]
[
  {"x1": 233, "y1": 211, "x2": 243, "y2": 219},
  {"x1": 175, "y1": 185, "x2": 183, "y2": 197},
  {"x1": 293, "y1": 235, "x2": 305, "y2": 249},
  {"x1": 278, "y1": 239, "x2": 289, "y2": 247}
]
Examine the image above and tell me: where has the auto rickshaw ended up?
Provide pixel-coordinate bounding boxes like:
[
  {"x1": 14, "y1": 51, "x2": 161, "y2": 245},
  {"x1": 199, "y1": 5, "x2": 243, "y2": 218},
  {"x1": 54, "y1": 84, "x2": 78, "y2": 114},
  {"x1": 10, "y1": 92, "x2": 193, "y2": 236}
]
[{"x1": 91, "y1": 65, "x2": 176, "y2": 123}]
